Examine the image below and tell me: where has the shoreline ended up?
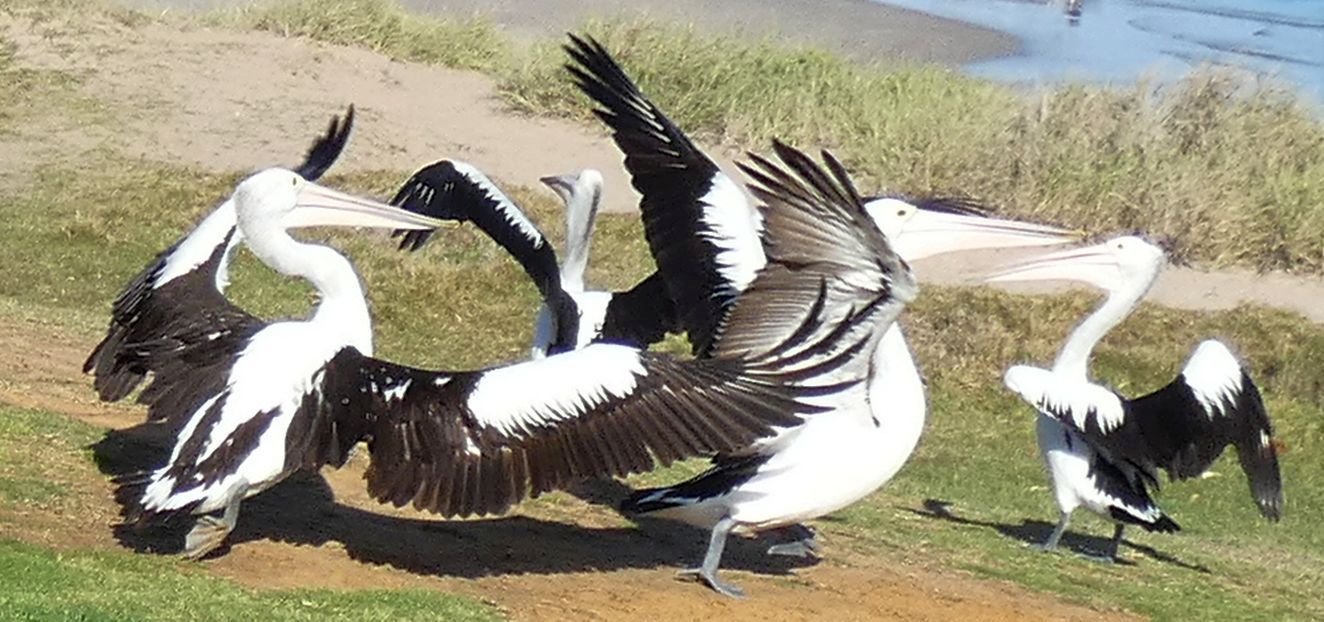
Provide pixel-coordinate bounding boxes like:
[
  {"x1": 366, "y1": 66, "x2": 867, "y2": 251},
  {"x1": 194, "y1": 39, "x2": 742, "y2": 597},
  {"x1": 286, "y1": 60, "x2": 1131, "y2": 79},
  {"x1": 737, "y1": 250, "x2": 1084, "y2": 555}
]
[{"x1": 126, "y1": 0, "x2": 1021, "y2": 66}]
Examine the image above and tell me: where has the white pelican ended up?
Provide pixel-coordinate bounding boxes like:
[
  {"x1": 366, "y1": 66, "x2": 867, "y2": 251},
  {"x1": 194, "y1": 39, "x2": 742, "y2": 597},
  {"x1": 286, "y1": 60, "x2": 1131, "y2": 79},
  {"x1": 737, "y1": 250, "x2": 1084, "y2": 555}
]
[
  {"x1": 121, "y1": 142, "x2": 914, "y2": 561},
  {"x1": 84, "y1": 106, "x2": 355, "y2": 409},
  {"x1": 390, "y1": 161, "x2": 676, "y2": 357},
  {"x1": 987, "y1": 235, "x2": 1284, "y2": 561},
  {"x1": 564, "y1": 34, "x2": 1079, "y2": 596}
]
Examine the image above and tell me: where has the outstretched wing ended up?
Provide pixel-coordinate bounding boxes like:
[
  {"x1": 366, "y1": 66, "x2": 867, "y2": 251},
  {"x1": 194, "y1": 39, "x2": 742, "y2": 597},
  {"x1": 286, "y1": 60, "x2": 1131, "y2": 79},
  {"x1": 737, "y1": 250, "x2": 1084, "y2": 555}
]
[
  {"x1": 1005, "y1": 340, "x2": 1283, "y2": 520},
  {"x1": 293, "y1": 340, "x2": 853, "y2": 517},
  {"x1": 84, "y1": 106, "x2": 355, "y2": 402},
  {"x1": 566, "y1": 34, "x2": 763, "y2": 357},
  {"x1": 717, "y1": 141, "x2": 916, "y2": 372},
  {"x1": 1125, "y1": 340, "x2": 1282, "y2": 519}
]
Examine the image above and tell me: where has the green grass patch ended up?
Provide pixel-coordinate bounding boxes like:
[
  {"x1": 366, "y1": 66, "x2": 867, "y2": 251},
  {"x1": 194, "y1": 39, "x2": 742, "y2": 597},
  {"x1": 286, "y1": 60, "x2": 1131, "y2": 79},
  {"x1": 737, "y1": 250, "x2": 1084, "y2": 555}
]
[
  {"x1": 872, "y1": 289, "x2": 1324, "y2": 620},
  {"x1": 0, "y1": 405, "x2": 101, "y2": 508},
  {"x1": 203, "y1": 0, "x2": 508, "y2": 72},
  {"x1": 0, "y1": 537, "x2": 499, "y2": 621}
]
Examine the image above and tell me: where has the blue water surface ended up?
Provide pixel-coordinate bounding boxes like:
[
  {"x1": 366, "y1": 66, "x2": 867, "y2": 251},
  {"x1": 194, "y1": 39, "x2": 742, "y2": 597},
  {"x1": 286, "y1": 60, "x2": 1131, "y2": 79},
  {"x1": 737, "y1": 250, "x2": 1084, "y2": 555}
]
[{"x1": 874, "y1": 0, "x2": 1324, "y2": 102}]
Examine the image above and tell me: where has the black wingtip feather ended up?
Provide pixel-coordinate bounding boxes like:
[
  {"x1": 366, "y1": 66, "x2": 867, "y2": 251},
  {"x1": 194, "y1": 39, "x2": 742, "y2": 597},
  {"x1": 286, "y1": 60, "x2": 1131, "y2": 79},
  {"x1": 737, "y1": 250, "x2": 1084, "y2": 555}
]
[{"x1": 294, "y1": 104, "x2": 354, "y2": 181}]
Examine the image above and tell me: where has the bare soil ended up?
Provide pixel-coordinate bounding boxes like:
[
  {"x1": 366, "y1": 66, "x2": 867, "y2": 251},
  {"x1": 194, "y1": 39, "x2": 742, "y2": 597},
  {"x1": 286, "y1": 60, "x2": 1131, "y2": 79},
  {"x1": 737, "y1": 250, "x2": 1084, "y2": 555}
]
[
  {"x1": 1, "y1": 9, "x2": 1318, "y2": 621},
  {"x1": 0, "y1": 310, "x2": 1124, "y2": 621}
]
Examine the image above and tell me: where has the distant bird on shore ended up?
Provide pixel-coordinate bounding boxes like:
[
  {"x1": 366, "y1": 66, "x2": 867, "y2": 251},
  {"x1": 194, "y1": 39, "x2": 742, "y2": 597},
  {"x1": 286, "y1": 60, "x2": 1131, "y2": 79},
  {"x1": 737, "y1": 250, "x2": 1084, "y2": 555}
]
[
  {"x1": 390, "y1": 161, "x2": 677, "y2": 357},
  {"x1": 83, "y1": 106, "x2": 355, "y2": 412},
  {"x1": 564, "y1": 34, "x2": 1078, "y2": 596},
  {"x1": 987, "y1": 236, "x2": 1284, "y2": 561},
  {"x1": 119, "y1": 142, "x2": 907, "y2": 561}
]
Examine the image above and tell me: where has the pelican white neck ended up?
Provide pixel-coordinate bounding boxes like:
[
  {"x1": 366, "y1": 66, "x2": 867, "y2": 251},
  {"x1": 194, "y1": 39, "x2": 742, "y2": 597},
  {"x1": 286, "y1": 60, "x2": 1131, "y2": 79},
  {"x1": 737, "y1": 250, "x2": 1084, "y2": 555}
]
[
  {"x1": 985, "y1": 236, "x2": 1166, "y2": 378},
  {"x1": 541, "y1": 169, "x2": 604, "y2": 293},
  {"x1": 232, "y1": 168, "x2": 445, "y2": 336}
]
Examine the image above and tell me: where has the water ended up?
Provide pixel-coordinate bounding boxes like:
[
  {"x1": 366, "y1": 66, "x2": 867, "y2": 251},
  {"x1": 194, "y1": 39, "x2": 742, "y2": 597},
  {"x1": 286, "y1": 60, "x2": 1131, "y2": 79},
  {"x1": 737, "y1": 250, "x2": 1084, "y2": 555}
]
[{"x1": 873, "y1": 0, "x2": 1324, "y2": 102}]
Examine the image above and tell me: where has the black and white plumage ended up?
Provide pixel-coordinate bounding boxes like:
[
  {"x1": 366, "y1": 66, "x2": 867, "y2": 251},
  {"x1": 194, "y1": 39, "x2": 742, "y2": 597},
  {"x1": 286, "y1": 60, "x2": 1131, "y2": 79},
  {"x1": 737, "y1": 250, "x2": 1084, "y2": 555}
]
[
  {"x1": 120, "y1": 167, "x2": 447, "y2": 557},
  {"x1": 83, "y1": 106, "x2": 355, "y2": 406},
  {"x1": 564, "y1": 34, "x2": 1078, "y2": 597},
  {"x1": 126, "y1": 140, "x2": 912, "y2": 562},
  {"x1": 989, "y1": 236, "x2": 1283, "y2": 561},
  {"x1": 390, "y1": 160, "x2": 677, "y2": 356},
  {"x1": 565, "y1": 35, "x2": 762, "y2": 358}
]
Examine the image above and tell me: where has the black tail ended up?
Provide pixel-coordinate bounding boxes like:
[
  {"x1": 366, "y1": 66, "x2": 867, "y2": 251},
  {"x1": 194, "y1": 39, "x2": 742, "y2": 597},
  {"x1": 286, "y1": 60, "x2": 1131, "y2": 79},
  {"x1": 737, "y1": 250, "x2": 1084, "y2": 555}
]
[
  {"x1": 1110, "y1": 507, "x2": 1181, "y2": 533},
  {"x1": 621, "y1": 486, "x2": 683, "y2": 515}
]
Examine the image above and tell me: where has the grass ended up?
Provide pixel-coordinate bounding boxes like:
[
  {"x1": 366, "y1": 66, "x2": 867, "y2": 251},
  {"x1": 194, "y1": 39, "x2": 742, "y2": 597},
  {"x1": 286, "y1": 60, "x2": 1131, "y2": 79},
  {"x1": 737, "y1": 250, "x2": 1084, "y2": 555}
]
[
  {"x1": 1, "y1": 0, "x2": 1322, "y2": 617},
  {"x1": 0, "y1": 538, "x2": 498, "y2": 621},
  {"x1": 202, "y1": 0, "x2": 508, "y2": 72},
  {"x1": 181, "y1": 0, "x2": 1324, "y2": 274},
  {"x1": 1, "y1": 157, "x2": 1322, "y2": 618},
  {"x1": 500, "y1": 19, "x2": 1324, "y2": 273},
  {"x1": 0, "y1": 403, "x2": 502, "y2": 621}
]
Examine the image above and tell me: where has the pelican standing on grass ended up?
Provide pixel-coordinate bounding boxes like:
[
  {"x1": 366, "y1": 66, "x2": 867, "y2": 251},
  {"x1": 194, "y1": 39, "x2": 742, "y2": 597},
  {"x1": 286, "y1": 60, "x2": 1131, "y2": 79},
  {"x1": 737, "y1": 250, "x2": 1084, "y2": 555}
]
[
  {"x1": 563, "y1": 34, "x2": 1080, "y2": 596},
  {"x1": 119, "y1": 142, "x2": 913, "y2": 561},
  {"x1": 391, "y1": 161, "x2": 676, "y2": 357},
  {"x1": 987, "y1": 235, "x2": 1284, "y2": 561}
]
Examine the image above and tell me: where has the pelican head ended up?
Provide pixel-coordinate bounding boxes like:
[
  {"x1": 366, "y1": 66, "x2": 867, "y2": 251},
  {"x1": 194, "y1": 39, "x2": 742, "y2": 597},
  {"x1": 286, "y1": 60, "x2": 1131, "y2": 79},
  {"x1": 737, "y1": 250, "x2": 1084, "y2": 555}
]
[
  {"x1": 862, "y1": 196, "x2": 1080, "y2": 261},
  {"x1": 983, "y1": 235, "x2": 1166, "y2": 294},
  {"x1": 540, "y1": 169, "x2": 605, "y2": 292},
  {"x1": 539, "y1": 169, "x2": 604, "y2": 208},
  {"x1": 233, "y1": 168, "x2": 445, "y2": 232}
]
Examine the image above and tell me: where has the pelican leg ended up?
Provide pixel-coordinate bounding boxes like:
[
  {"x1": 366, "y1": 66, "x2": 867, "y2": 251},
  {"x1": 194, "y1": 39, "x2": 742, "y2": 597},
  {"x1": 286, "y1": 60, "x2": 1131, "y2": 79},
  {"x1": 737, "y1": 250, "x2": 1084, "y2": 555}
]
[
  {"x1": 182, "y1": 495, "x2": 242, "y2": 560},
  {"x1": 765, "y1": 523, "x2": 820, "y2": 558},
  {"x1": 1035, "y1": 511, "x2": 1071, "y2": 552},
  {"x1": 677, "y1": 515, "x2": 744, "y2": 598},
  {"x1": 1080, "y1": 524, "x2": 1125, "y2": 564},
  {"x1": 1110, "y1": 524, "x2": 1125, "y2": 557}
]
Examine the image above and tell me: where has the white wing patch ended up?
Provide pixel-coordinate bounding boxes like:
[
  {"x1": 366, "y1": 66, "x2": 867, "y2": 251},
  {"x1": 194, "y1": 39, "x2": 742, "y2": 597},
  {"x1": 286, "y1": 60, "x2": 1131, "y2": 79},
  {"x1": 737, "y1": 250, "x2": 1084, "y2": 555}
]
[
  {"x1": 698, "y1": 173, "x2": 765, "y2": 297},
  {"x1": 1181, "y1": 340, "x2": 1245, "y2": 418},
  {"x1": 467, "y1": 344, "x2": 647, "y2": 438},
  {"x1": 449, "y1": 160, "x2": 544, "y2": 248},
  {"x1": 1004, "y1": 365, "x2": 1126, "y2": 433},
  {"x1": 382, "y1": 380, "x2": 411, "y2": 403},
  {"x1": 156, "y1": 199, "x2": 240, "y2": 288}
]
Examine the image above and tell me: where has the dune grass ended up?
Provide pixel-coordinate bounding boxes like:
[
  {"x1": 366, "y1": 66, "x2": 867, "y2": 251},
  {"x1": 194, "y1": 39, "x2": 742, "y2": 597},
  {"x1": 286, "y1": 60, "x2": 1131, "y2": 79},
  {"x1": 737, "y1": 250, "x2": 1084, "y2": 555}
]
[
  {"x1": 182, "y1": 0, "x2": 1324, "y2": 274},
  {"x1": 501, "y1": 19, "x2": 1324, "y2": 273},
  {"x1": 202, "y1": 0, "x2": 508, "y2": 72},
  {"x1": 1, "y1": 156, "x2": 1322, "y2": 618}
]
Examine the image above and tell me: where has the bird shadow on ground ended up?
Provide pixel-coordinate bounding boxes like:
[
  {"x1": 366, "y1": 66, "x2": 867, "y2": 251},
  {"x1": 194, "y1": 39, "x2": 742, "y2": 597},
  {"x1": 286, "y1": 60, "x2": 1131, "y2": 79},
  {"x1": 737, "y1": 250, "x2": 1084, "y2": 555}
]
[
  {"x1": 907, "y1": 499, "x2": 1211, "y2": 574},
  {"x1": 89, "y1": 423, "x2": 819, "y2": 580}
]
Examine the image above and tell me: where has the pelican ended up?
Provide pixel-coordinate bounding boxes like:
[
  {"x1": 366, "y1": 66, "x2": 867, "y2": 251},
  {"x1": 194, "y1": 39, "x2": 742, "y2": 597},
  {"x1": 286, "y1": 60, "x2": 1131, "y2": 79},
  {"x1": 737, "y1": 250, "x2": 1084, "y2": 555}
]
[
  {"x1": 84, "y1": 106, "x2": 354, "y2": 410},
  {"x1": 391, "y1": 161, "x2": 676, "y2": 357},
  {"x1": 122, "y1": 142, "x2": 913, "y2": 561},
  {"x1": 987, "y1": 235, "x2": 1284, "y2": 561},
  {"x1": 563, "y1": 34, "x2": 1079, "y2": 596}
]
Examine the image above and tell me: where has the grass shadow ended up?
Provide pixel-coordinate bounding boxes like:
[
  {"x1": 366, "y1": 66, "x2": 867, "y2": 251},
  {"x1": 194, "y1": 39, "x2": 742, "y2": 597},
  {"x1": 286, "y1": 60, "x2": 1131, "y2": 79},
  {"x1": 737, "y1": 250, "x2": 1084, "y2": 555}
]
[
  {"x1": 909, "y1": 499, "x2": 1211, "y2": 573},
  {"x1": 88, "y1": 423, "x2": 816, "y2": 579}
]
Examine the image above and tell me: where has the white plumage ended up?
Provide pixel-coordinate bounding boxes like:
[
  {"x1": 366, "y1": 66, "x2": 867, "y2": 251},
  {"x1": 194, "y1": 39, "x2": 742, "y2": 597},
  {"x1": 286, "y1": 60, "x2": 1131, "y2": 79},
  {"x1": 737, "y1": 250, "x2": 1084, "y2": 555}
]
[{"x1": 988, "y1": 236, "x2": 1284, "y2": 561}]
